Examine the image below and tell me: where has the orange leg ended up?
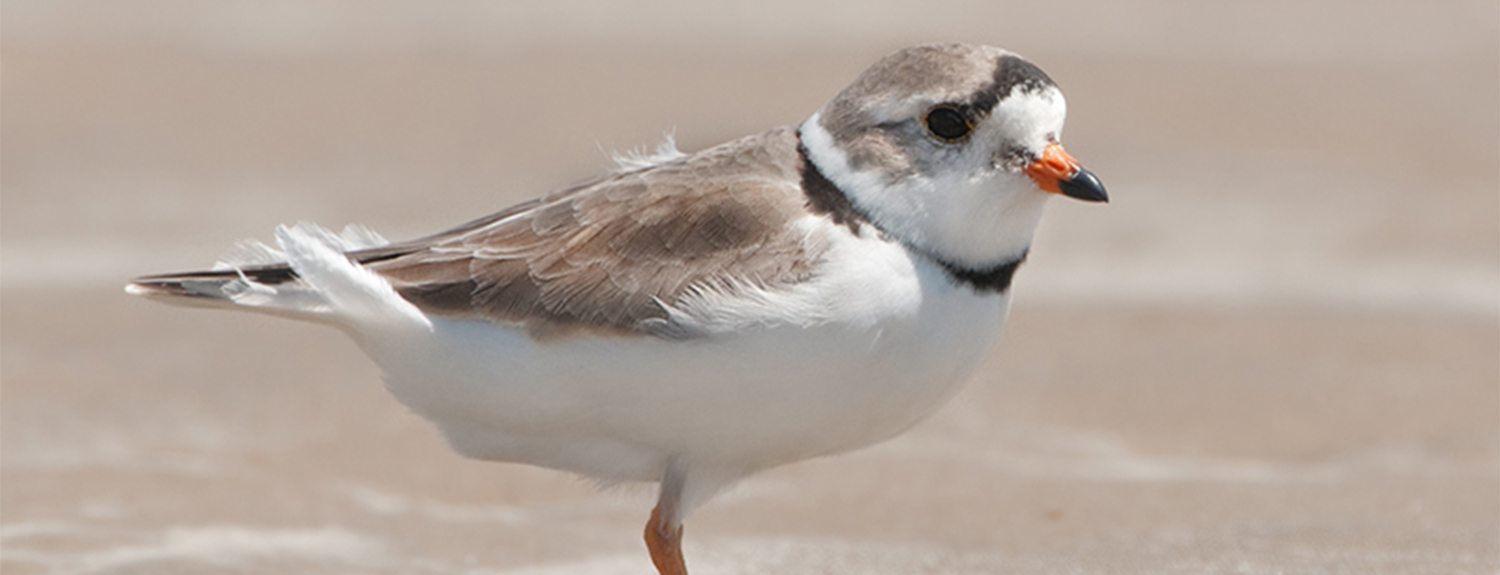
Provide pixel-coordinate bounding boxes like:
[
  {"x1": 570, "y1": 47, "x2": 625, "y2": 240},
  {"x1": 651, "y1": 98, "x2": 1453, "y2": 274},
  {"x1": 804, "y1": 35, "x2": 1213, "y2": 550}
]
[{"x1": 644, "y1": 503, "x2": 688, "y2": 575}]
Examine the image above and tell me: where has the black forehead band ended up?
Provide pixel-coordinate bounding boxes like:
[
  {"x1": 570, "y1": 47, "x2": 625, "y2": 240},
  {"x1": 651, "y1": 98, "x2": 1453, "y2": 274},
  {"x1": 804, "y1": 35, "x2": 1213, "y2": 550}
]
[{"x1": 949, "y1": 55, "x2": 1056, "y2": 123}]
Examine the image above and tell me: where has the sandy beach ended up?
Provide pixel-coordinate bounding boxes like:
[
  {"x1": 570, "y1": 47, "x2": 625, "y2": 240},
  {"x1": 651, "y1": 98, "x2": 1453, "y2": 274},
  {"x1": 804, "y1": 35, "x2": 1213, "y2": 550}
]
[{"x1": 3, "y1": 2, "x2": 1496, "y2": 573}]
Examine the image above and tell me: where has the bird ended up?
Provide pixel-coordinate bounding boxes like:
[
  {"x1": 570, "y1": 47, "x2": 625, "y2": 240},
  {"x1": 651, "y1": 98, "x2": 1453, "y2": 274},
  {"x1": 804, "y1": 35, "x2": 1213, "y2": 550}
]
[{"x1": 127, "y1": 43, "x2": 1106, "y2": 575}]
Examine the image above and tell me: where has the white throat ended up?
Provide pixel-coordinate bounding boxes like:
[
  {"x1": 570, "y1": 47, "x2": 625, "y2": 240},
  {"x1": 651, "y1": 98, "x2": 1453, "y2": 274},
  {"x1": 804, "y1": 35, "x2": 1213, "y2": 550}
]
[{"x1": 798, "y1": 113, "x2": 1048, "y2": 269}]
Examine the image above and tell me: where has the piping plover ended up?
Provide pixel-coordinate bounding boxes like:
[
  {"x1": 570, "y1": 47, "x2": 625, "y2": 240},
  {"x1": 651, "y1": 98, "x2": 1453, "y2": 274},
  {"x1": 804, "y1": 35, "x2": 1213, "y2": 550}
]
[{"x1": 128, "y1": 43, "x2": 1106, "y2": 575}]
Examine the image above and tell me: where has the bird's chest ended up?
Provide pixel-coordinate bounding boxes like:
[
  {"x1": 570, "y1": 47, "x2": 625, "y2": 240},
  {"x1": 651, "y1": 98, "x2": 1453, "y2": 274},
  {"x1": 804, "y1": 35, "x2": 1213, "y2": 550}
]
[
  {"x1": 683, "y1": 234, "x2": 1012, "y2": 460},
  {"x1": 819, "y1": 259, "x2": 1009, "y2": 428},
  {"x1": 806, "y1": 229, "x2": 1011, "y2": 382}
]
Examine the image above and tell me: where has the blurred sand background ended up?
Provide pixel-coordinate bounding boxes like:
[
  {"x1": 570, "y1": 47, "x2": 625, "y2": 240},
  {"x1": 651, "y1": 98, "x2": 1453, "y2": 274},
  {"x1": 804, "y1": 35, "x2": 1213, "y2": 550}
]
[{"x1": 3, "y1": 1, "x2": 1497, "y2": 573}]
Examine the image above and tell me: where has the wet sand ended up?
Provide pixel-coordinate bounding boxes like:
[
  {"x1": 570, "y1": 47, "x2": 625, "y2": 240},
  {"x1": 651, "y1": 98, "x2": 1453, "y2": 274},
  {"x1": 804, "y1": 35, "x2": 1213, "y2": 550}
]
[{"x1": 3, "y1": 2, "x2": 1497, "y2": 573}]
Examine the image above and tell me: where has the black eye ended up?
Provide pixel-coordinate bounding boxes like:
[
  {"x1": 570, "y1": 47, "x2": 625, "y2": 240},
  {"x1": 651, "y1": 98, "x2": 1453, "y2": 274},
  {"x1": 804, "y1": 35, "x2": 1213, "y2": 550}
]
[{"x1": 924, "y1": 106, "x2": 972, "y2": 142}]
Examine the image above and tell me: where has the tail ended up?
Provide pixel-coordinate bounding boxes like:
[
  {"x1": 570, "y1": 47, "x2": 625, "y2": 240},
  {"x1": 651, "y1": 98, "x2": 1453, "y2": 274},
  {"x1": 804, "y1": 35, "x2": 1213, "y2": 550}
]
[{"x1": 127, "y1": 223, "x2": 431, "y2": 331}]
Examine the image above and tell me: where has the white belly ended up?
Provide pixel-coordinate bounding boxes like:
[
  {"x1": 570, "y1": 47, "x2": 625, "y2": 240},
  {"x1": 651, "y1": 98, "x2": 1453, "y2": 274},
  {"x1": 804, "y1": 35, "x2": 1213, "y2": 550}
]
[{"x1": 355, "y1": 229, "x2": 1011, "y2": 484}]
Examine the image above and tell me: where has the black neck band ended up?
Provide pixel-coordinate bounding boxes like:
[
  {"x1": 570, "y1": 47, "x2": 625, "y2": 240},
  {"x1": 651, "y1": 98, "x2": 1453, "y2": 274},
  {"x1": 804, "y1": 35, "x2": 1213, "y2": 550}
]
[
  {"x1": 930, "y1": 251, "x2": 1027, "y2": 294},
  {"x1": 796, "y1": 139, "x2": 870, "y2": 234}
]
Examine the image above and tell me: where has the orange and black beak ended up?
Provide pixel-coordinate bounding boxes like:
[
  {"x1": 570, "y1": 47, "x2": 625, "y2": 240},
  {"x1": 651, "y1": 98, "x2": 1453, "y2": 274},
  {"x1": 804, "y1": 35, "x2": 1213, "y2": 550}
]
[{"x1": 1024, "y1": 143, "x2": 1108, "y2": 203}]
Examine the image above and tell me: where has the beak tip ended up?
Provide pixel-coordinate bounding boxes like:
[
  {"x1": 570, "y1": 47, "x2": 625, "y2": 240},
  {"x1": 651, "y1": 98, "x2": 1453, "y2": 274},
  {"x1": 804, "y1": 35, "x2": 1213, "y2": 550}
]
[{"x1": 1058, "y1": 168, "x2": 1108, "y2": 203}]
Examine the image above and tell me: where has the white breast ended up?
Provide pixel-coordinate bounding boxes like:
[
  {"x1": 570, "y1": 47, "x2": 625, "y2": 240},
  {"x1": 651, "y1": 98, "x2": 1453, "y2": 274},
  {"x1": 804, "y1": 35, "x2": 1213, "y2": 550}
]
[{"x1": 354, "y1": 215, "x2": 1011, "y2": 486}]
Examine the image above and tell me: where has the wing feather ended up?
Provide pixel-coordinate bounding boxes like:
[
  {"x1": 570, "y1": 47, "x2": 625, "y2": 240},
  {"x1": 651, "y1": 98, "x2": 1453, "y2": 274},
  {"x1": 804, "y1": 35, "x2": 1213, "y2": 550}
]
[{"x1": 367, "y1": 127, "x2": 824, "y2": 338}]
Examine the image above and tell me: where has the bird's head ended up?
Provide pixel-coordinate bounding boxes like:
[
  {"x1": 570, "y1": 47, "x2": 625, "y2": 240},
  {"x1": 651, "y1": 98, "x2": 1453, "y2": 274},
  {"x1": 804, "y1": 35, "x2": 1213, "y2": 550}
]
[{"x1": 800, "y1": 43, "x2": 1106, "y2": 268}]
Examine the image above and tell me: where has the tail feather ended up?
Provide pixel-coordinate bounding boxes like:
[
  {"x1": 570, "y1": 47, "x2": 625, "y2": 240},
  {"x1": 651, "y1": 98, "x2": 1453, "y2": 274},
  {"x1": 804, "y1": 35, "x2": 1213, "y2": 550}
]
[
  {"x1": 127, "y1": 223, "x2": 431, "y2": 332},
  {"x1": 126, "y1": 266, "x2": 292, "y2": 308}
]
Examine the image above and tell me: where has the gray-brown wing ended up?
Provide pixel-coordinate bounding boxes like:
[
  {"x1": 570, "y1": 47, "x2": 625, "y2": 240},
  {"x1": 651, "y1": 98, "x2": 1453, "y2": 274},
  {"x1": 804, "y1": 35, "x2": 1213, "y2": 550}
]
[{"x1": 367, "y1": 127, "x2": 825, "y2": 338}]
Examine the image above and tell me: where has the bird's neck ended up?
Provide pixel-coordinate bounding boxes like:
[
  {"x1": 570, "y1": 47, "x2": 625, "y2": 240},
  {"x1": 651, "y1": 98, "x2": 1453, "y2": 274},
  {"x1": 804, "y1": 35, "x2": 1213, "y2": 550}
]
[{"x1": 797, "y1": 113, "x2": 1046, "y2": 275}]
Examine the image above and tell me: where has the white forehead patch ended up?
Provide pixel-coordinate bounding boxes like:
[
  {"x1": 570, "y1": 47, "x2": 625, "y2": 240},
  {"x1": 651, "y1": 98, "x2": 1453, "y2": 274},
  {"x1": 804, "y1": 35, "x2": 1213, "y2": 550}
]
[{"x1": 989, "y1": 86, "x2": 1068, "y2": 148}]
